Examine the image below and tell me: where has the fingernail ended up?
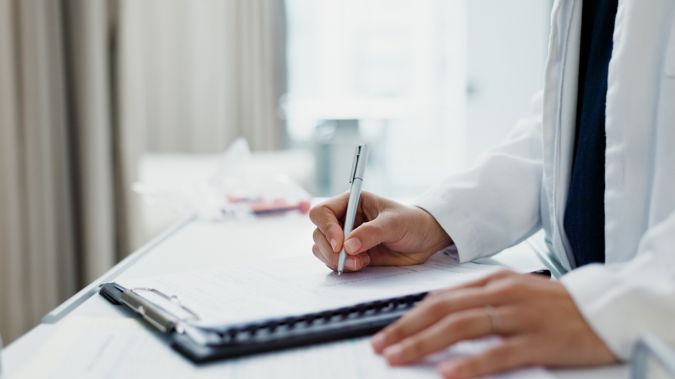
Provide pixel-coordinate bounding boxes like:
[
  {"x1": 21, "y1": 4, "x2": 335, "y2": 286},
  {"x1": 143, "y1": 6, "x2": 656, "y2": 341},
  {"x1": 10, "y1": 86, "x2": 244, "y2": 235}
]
[
  {"x1": 330, "y1": 239, "x2": 338, "y2": 252},
  {"x1": 344, "y1": 238, "x2": 361, "y2": 254},
  {"x1": 383, "y1": 344, "x2": 404, "y2": 364},
  {"x1": 371, "y1": 333, "x2": 385, "y2": 352}
]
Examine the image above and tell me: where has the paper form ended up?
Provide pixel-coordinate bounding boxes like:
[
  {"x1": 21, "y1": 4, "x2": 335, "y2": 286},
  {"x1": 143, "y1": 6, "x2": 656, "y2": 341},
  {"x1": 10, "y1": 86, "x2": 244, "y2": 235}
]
[
  {"x1": 13, "y1": 317, "x2": 555, "y2": 379},
  {"x1": 12, "y1": 318, "x2": 218, "y2": 379},
  {"x1": 118, "y1": 251, "x2": 505, "y2": 325}
]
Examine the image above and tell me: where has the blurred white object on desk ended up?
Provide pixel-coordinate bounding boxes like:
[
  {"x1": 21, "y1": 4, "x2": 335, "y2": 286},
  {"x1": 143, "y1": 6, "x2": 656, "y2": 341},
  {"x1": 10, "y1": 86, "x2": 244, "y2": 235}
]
[{"x1": 134, "y1": 139, "x2": 314, "y2": 242}]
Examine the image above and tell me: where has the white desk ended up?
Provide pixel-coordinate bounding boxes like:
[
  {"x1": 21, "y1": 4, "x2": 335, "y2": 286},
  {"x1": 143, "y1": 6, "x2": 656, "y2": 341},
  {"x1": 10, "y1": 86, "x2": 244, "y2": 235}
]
[{"x1": 4, "y1": 214, "x2": 628, "y2": 378}]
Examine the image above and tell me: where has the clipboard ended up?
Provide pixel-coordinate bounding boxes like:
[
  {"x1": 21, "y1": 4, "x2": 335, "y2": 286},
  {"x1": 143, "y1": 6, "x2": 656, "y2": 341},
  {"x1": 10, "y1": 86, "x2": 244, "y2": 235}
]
[
  {"x1": 99, "y1": 282, "x2": 427, "y2": 363},
  {"x1": 99, "y1": 269, "x2": 550, "y2": 363}
]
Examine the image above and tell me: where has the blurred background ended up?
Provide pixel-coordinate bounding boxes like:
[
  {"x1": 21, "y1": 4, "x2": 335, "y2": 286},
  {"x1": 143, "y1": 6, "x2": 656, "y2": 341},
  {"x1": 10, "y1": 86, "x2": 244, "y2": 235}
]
[{"x1": 0, "y1": 0, "x2": 551, "y2": 343}]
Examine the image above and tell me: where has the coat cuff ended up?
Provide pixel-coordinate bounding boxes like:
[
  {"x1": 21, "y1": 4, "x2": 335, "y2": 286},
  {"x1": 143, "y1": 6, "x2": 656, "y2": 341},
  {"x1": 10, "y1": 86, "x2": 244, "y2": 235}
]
[
  {"x1": 561, "y1": 263, "x2": 644, "y2": 360},
  {"x1": 414, "y1": 190, "x2": 484, "y2": 263}
]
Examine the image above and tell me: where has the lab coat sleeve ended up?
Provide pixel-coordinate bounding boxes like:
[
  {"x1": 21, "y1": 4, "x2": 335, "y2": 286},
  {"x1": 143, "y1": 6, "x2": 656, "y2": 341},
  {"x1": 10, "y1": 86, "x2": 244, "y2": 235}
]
[
  {"x1": 561, "y1": 212, "x2": 675, "y2": 360},
  {"x1": 414, "y1": 92, "x2": 544, "y2": 262}
]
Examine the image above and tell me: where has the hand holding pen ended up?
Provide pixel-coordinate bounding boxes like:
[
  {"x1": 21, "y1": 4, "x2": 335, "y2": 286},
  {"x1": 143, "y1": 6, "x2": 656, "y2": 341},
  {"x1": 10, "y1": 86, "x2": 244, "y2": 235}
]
[{"x1": 309, "y1": 146, "x2": 453, "y2": 273}]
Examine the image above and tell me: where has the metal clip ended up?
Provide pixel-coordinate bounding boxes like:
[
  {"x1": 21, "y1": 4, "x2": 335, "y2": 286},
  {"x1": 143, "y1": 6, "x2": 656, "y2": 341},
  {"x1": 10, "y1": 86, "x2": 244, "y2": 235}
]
[{"x1": 349, "y1": 146, "x2": 362, "y2": 184}]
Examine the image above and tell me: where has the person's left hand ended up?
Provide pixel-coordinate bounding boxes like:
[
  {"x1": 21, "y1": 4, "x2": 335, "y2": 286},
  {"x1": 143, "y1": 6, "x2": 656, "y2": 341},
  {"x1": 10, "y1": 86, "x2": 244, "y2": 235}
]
[{"x1": 370, "y1": 270, "x2": 617, "y2": 378}]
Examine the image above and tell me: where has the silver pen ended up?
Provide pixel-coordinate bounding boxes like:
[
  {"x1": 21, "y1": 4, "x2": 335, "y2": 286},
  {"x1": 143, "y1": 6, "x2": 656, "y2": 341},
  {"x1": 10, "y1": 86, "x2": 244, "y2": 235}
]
[{"x1": 337, "y1": 145, "x2": 368, "y2": 275}]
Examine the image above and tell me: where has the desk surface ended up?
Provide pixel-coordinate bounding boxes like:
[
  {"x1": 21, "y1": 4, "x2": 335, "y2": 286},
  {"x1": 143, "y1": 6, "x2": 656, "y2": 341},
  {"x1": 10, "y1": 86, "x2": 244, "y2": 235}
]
[{"x1": 4, "y1": 214, "x2": 628, "y2": 378}]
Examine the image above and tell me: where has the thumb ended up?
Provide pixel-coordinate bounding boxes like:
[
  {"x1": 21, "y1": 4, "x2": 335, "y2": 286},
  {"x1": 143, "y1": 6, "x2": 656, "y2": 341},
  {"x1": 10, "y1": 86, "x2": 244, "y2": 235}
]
[{"x1": 343, "y1": 215, "x2": 401, "y2": 255}]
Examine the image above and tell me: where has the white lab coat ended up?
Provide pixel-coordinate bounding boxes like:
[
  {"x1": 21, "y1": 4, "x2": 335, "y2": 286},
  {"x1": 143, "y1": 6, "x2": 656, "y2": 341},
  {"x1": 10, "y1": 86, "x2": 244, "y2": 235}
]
[{"x1": 416, "y1": 0, "x2": 675, "y2": 360}]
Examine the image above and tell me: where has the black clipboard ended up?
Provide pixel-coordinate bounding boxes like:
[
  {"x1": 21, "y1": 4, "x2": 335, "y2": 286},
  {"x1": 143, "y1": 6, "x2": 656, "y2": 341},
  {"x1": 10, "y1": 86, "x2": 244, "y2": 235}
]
[
  {"x1": 99, "y1": 282, "x2": 427, "y2": 363},
  {"x1": 99, "y1": 269, "x2": 549, "y2": 363}
]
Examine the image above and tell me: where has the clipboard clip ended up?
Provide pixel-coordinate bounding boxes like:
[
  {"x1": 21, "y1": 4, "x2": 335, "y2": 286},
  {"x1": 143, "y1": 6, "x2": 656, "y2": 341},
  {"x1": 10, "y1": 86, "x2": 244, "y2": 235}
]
[{"x1": 99, "y1": 282, "x2": 218, "y2": 344}]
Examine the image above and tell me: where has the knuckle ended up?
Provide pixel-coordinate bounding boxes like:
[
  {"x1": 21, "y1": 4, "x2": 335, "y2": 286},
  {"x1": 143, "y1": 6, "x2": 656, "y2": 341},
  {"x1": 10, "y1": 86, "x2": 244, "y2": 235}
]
[
  {"x1": 327, "y1": 223, "x2": 342, "y2": 238},
  {"x1": 442, "y1": 311, "x2": 483, "y2": 338},
  {"x1": 492, "y1": 277, "x2": 525, "y2": 295},
  {"x1": 402, "y1": 338, "x2": 425, "y2": 356},
  {"x1": 364, "y1": 222, "x2": 383, "y2": 236},
  {"x1": 309, "y1": 204, "x2": 336, "y2": 225},
  {"x1": 446, "y1": 312, "x2": 474, "y2": 331},
  {"x1": 308, "y1": 206, "x2": 322, "y2": 223},
  {"x1": 488, "y1": 285, "x2": 508, "y2": 298},
  {"x1": 382, "y1": 326, "x2": 402, "y2": 343},
  {"x1": 312, "y1": 228, "x2": 322, "y2": 242},
  {"x1": 423, "y1": 298, "x2": 450, "y2": 318},
  {"x1": 313, "y1": 244, "x2": 332, "y2": 262},
  {"x1": 486, "y1": 269, "x2": 516, "y2": 283}
]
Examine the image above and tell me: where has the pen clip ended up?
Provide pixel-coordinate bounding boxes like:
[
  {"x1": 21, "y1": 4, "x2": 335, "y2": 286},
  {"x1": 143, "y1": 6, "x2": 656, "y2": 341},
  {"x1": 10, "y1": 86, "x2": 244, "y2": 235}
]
[{"x1": 349, "y1": 145, "x2": 365, "y2": 184}]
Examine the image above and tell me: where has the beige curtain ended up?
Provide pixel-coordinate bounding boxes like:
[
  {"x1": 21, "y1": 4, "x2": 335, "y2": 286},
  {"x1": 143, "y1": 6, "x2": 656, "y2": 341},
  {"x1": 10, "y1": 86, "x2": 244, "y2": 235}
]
[
  {"x1": 0, "y1": 0, "x2": 132, "y2": 343},
  {"x1": 0, "y1": 0, "x2": 285, "y2": 343},
  {"x1": 120, "y1": 0, "x2": 287, "y2": 153}
]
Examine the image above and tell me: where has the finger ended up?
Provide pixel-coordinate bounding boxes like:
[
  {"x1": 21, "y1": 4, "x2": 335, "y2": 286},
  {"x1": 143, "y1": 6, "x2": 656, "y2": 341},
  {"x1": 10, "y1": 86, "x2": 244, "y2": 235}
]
[
  {"x1": 312, "y1": 228, "x2": 372, "y2": 272},
  {"x1": 437, "y1": 336, "x2": 534, "y2": 379},
  {"x1": 313, "y1": 228, "x2": 335, "y2": 258},
  {"x1": 383, "y1": 307, "x2": 499, "y2": 365},
  {"x1": 344, "y1": 215, "x2": 402, "y2": 256},
  {"x1": 309, "y1": 193, "x2": 349, "y2": 252},
  {"x1": 312, "y1": 244, "x2": 338, "y2": 270},
  {"x1": 383, "y1": 306, "x2": 525, "y2": 365},
  {"x1": 312, "y1": 244, "x2": 370, "y2": 272},
  {"x1": 372, "y1": 287, "x2": 506, "y2": 353}
]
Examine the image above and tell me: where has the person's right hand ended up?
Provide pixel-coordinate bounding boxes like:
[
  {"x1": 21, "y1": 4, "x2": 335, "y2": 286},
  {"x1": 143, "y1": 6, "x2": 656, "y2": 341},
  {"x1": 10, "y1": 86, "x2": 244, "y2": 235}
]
[{"x1": 309, "y1": 191, "x2": 453, "y2": 272}]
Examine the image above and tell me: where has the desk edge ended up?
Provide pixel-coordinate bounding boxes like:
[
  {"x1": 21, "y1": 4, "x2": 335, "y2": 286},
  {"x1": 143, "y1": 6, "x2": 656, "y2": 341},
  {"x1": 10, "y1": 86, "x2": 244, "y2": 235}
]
[{"x1": 41, "y1": 214, "x2": 197, "y2": 324}]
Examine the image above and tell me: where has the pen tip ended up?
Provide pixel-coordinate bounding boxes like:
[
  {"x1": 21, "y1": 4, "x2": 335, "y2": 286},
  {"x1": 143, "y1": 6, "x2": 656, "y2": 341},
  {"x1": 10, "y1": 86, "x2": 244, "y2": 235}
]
[{"x1": 337, "y1": 271, "x2": 342, "y2": 276}]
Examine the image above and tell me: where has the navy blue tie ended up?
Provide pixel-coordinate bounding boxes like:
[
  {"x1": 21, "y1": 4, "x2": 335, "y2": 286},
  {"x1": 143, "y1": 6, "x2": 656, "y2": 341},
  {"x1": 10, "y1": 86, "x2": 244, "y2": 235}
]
[{"x1": 563, "y1": 0, "x2": 618, "y2": 267}]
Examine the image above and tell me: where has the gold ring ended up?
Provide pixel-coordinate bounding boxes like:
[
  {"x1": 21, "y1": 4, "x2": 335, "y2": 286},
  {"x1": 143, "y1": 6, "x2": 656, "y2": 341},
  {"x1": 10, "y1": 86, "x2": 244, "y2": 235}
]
[{"x1": 485, "y1": 306, "x2": 500, "y2": 334}]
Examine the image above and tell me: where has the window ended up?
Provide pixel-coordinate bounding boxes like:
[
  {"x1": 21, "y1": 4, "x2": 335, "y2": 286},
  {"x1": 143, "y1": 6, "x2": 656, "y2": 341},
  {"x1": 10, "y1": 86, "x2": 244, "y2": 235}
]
[{"x1": 285, "y1": 0, "x2": 551, "y2": 197}]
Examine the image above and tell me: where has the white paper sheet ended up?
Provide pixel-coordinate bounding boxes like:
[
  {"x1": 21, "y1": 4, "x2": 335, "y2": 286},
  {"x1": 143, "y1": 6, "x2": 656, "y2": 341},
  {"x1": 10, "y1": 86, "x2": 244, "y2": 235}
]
[
  {"x1": 119, "y1": 252, "x2": 504, "y2": 325},
  {"x1": 13, "y1": 317, "x2": 555, "y2": 379},
  {"x1": 11, "y1": 254, "x2": 554, "y2": 378}
]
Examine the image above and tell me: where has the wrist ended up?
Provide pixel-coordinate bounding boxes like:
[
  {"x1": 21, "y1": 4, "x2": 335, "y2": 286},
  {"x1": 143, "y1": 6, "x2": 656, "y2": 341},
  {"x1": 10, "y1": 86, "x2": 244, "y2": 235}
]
[{"x1": 416, "y1": 206, "x2": 453, "y2": 255}]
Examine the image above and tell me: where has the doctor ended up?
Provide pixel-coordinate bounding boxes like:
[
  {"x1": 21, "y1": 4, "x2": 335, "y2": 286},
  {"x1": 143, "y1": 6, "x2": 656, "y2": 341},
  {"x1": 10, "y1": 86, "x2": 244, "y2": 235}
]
[{"x1": 310, "y1": 0, "x2": 675, "y2": 377}]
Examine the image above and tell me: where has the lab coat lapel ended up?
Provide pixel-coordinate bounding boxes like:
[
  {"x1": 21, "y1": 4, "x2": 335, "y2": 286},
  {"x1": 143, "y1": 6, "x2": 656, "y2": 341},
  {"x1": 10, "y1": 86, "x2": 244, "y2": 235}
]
[{"x1": 542, "y1": 0, "x2": 581, "y2": 270}]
